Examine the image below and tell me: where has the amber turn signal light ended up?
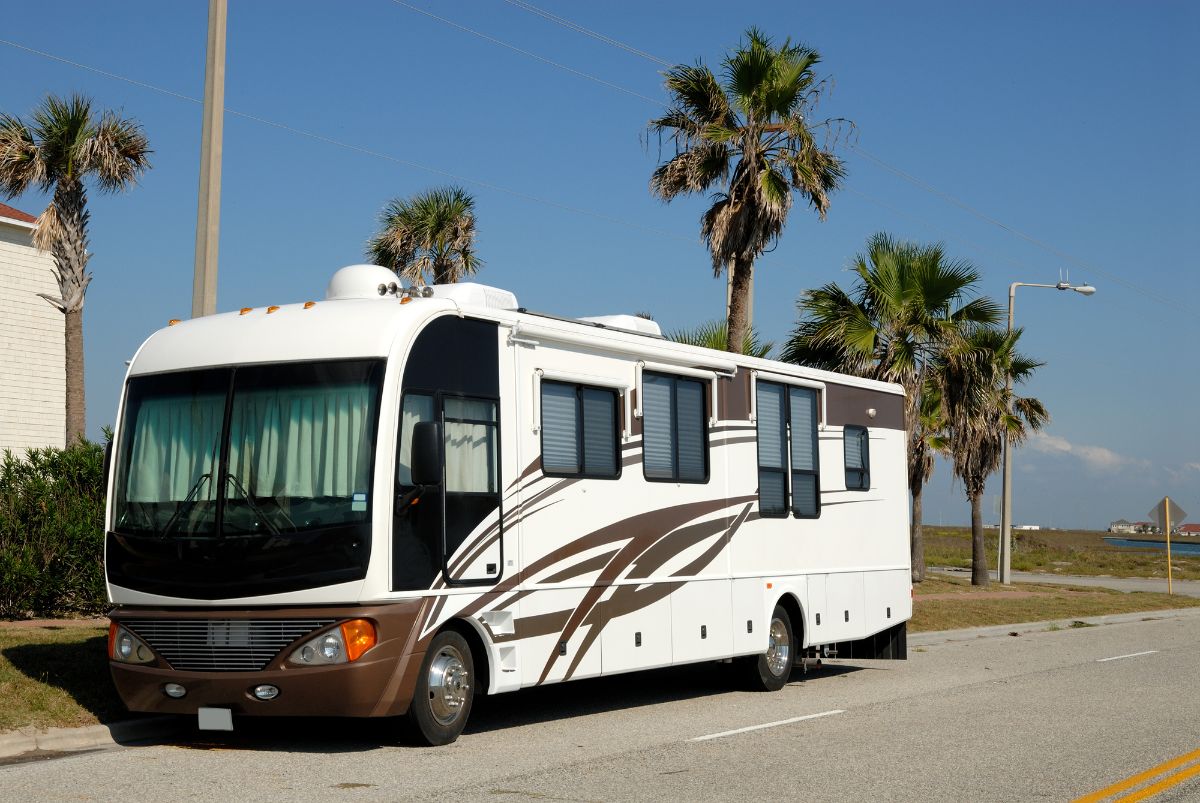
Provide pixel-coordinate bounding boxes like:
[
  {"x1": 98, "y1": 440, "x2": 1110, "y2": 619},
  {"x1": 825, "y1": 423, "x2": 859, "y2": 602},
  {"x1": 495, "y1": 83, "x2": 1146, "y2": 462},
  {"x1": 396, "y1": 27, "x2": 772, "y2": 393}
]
[{"x1": 340, "y1": 619, "x2": 377, "y2": 662}]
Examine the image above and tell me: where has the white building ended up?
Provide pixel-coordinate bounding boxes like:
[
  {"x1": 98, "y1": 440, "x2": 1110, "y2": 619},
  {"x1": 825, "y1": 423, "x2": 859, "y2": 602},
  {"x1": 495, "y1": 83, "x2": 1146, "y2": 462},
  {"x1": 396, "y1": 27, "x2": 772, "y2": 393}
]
[{"x1": 0, "y1": 202, "x2": 65, "y2": 453}]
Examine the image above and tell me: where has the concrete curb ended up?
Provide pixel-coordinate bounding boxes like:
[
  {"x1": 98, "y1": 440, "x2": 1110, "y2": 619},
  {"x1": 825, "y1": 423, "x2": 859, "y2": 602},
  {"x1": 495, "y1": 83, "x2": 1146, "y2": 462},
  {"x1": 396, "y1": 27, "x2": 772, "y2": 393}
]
[
  {"x1": 0, "y1": 716, "x2": 184, "y2": 760},
  {"x1": 909, "y1": 605, "x2": 1200, "y2": 648}
]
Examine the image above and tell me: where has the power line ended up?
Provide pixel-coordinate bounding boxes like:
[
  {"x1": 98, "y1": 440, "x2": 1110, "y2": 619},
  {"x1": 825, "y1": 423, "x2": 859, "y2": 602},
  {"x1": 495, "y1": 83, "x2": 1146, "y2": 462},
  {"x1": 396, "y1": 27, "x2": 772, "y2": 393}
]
[
  {"x1": 389, "y1": 0, "x2": 665, "y2": 106},
  {"x1": 483, "y1": 1, "x2": 1188, "y2": 312},
  {"x1": 501, "y1": 0, "x2": 672, "y2": 67},
  {"x1": 0, "y1": 37, "x2": 692, "y2": 244},
  {"x1": 850, "y1": 145, "x2": 1186, "y2": 311}
]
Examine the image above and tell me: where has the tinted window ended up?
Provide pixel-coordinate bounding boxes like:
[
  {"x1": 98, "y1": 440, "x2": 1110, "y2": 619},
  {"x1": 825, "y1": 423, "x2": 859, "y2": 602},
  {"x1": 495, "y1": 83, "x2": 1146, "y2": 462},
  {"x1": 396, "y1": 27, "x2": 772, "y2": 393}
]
[
  {"x1": 844, "y1": 425, "x2": 870, "y2": 491},
  {"x1": 642, "y1": 372, "x2": 708, "y2": 483}
]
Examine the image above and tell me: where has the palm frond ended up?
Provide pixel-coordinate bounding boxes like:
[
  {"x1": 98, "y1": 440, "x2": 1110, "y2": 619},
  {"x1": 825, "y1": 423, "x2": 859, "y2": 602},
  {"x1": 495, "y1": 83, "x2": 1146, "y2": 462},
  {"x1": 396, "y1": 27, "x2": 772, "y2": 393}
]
[{"x1": 0, "y1": 114, "x2": 43, "y2": 197}]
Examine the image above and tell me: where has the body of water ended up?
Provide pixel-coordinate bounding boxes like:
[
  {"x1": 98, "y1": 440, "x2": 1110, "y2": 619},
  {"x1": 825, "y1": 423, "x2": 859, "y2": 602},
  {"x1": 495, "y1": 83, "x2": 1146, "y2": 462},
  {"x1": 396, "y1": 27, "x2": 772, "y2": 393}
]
[{"x1": 1104, "y1": 537, "x2": 1200, "y2": 556}]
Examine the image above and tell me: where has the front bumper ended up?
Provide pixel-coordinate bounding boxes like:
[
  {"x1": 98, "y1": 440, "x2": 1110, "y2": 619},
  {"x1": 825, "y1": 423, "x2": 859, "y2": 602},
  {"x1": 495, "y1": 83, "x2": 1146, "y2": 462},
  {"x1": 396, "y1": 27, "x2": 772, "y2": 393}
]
[{"x1": 109, "y1": 601, "x2": 427, "y2": 718}]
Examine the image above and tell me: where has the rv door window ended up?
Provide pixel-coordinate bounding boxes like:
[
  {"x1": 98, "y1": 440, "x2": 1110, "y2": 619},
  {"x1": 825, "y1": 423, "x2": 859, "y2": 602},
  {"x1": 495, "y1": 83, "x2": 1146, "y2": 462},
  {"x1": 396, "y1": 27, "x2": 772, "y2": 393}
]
[
  {"x1": 642, "y1": 372, "x2": 709, "y2": 483},
  {"x1": 844, "y1": 425, "x2": 870, "y2": 491},
  {"x1": 540, "y1": 380, "x2": 619, "y2": 478}
]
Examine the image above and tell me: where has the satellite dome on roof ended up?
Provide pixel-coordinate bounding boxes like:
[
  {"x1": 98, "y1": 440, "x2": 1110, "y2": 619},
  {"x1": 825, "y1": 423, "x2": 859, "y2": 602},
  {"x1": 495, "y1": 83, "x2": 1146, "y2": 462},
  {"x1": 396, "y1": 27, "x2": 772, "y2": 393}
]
[{"x1": 325, "y1": 264, "x2": 400, "y2": 300}]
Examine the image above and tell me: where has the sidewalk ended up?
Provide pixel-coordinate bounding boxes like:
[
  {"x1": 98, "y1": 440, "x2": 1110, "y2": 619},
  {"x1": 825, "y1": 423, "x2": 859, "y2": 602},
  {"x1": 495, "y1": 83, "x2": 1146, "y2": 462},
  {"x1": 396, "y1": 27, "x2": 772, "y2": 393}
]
[{"x1": 932, "y1": 567, "x2": 1199, "y2": 598}]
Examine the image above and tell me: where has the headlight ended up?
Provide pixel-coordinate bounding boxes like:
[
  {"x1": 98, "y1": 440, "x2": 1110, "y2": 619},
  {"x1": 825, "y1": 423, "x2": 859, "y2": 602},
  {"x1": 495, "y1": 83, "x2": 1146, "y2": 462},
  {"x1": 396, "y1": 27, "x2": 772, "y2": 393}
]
[
  {"x1": 288, "y1": 620, "x2": 376, "y2": 666},
  {"x1": 108, "y1": 623, "x2": 155, "y2": 664}
]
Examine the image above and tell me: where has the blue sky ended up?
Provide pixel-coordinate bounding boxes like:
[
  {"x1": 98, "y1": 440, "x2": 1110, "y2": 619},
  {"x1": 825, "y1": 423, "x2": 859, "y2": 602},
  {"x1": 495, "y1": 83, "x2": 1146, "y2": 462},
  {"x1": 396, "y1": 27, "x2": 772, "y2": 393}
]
[{"x1": 1, "y1": 0, "x2": 1196, "y2": 530}]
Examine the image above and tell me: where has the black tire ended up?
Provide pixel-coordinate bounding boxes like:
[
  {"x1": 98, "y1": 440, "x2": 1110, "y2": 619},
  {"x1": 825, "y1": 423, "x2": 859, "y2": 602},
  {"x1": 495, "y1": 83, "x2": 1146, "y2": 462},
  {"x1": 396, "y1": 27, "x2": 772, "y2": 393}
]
[
  {"x1": 406, "y1": 629, "x2": 475, "y2": 746},
  {"x1": 740, "y1": 604, "x2": 795, "y2": 691}
]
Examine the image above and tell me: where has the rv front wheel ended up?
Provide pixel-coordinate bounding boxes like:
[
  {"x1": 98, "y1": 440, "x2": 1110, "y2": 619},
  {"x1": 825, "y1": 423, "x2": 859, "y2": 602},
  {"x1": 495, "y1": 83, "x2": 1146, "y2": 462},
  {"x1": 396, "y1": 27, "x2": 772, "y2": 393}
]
[
  {"x1": 406, "y1": 629, "x2": 475, "y2": 746},
  {"x1": 740, "y1": 604, "x2": 794, "y2": 691}
]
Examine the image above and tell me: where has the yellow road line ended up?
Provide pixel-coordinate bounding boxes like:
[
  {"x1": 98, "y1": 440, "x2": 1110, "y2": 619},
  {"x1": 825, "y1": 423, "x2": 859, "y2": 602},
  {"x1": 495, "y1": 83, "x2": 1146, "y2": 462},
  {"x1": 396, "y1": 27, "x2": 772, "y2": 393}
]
[
  {"x1": 1073, "y1": 747, "x2": 1200, "y2": 803},
  {"x1": 1115, "y1": 761, "x2": 1200, "y2": 802}
]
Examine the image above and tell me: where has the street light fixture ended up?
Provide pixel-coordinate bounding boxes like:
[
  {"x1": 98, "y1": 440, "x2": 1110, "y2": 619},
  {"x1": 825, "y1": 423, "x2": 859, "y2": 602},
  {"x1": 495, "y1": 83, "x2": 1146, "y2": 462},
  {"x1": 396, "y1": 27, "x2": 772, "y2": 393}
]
[{"x1": 998, "y1": 280, "x2": 1095, "y2": 584}]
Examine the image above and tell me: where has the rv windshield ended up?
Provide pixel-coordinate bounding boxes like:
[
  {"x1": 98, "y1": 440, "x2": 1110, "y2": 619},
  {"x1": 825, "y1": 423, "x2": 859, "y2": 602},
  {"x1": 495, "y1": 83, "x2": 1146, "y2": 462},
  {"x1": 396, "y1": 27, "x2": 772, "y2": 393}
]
[{"x1": 108, "y1": 359, "x2": 383, "y2": 599}]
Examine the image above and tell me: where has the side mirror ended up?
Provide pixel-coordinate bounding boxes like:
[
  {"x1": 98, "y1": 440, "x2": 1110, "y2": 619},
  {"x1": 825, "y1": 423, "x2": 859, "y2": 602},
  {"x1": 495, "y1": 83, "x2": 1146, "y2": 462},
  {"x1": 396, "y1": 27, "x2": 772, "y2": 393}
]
[
  {"x1": 410, "y1": 421, "x2": 442, "y2": 487},
  {"x1": 102, "y1": 439, "x2": 114, "y2": 491}
]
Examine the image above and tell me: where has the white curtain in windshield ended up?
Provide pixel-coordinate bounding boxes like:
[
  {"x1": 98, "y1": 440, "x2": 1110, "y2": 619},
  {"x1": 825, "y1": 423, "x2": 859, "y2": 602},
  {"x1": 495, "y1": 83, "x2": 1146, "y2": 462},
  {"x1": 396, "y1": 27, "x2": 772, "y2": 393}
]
[
  {"x1": 228, "y1": 384, "x2": 373, "y2": 498},
  {"x1": 126, "y1": 394, "x2": 224, "y2": 502}
]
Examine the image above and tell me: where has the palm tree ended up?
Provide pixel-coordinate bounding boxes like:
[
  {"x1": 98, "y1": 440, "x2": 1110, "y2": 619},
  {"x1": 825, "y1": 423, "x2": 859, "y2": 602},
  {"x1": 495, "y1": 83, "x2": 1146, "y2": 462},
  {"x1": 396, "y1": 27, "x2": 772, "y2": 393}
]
[
  {"x1": 649, "y1": 27, "x2": 847, "y2": 355},
  {"x1": 782, "y1": 233, "x2": 1000, "y2": 581},
  {"x1": 666, "y1": 319, "x2": 773, "y2": 358},
  {"x1": 367, "y1": 186, "x2": 481, "y2": 285},
  {"x1": 0, "y1": 94, "x2": 151, "y2": 443},
  {"x1": 936, "y1": 327, "x2": 1048, "y2": 586}
]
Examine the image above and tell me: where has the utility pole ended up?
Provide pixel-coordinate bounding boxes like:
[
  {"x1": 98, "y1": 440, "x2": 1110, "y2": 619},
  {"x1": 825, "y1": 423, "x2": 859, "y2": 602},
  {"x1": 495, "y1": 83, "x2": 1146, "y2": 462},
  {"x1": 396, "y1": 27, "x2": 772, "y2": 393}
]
[{"x1": 192, "y1": 0, "x2": 227, "y2": 318}]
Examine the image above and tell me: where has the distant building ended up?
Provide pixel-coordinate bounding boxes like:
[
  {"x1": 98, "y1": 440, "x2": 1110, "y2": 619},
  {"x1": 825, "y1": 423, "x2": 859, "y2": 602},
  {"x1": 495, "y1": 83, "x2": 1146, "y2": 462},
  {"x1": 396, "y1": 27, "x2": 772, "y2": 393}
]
[
  {"x1": 1179, "y1": 524, "x2": 1200, "y2": 537},
  {"x1": 1109, "y1": 519, "x2": 1135, "y2": 534},
  {"x1": 1132, "y1": 521, "x2": 1157, "y2": 534},
  {"x1": 1015, "y1": 525, "x2": 1041, "y2": 531},
  {"x1": 0, "y1": 202, "x2": 65, "y2": 453}
]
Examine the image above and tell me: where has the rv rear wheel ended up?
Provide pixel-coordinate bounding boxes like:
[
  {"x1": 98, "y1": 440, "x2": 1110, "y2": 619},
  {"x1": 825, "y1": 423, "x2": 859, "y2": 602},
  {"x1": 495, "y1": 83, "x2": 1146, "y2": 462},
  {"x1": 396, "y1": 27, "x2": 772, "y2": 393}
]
[
  {"x1": 740, "y1": 604, "x2": 794, "y2": 691},
  {"x1": 406, "y1": 629, "x2": 475, "y2": 746}
]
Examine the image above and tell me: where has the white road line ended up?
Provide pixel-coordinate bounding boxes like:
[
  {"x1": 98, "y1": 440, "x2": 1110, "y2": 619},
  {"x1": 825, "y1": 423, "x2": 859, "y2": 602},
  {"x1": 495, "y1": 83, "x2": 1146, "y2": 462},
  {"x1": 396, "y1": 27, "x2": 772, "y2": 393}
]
[
  {"x1": 1096, "y1": 650, "x2": 1159, "y2": 663},
  {"x1": 688, "y1": 709, "x2": 845, "y2": 742}
]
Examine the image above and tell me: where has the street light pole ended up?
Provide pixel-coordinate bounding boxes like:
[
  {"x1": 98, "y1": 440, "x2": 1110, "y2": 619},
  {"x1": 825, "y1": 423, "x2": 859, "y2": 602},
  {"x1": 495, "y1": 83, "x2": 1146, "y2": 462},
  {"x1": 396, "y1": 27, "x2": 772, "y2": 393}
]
[
  {"x1": 998, "y1": 280, "x2": 1095, "y2": 584},
  {"x1": 191, "y1": 0, "x2": 227, "y2": 318}
]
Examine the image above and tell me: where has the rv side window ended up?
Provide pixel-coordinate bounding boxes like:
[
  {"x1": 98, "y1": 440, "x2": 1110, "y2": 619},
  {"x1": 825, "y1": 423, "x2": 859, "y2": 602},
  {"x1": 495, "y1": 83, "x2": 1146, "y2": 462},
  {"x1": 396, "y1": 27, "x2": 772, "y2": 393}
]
[
  {"x1": 844, "y1": 425, "x2": 870, "y2": 491},
  {"x1": 753, "y1": 381, "x2": 821, "y2": 519},
  {"x1": 541, "y1": 380, "x2": 619, "y2": 478},
  {"x1": 755, "y1": 381, "x2": 788, "y2": 517},
  {"x1": 789, "y1": 386, "x2": 820, "y2": 518},
  {"x1": 642, "y1": 372, "x2": 708, "y2": 483}
]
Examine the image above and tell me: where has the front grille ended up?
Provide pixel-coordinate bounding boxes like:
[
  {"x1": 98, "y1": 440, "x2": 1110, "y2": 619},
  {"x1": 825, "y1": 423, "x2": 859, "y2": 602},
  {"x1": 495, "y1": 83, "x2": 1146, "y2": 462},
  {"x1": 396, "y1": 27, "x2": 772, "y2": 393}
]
[{"x1": 121, "y1": 618, "x2": 337, "y2": 672}]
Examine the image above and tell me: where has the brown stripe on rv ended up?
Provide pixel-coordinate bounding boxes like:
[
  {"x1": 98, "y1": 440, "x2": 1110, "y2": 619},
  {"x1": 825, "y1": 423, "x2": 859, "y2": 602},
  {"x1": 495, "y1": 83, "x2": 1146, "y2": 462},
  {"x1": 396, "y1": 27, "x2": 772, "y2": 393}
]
[
  {"x1": 824, "y1": 382, "x2": 904, "y2": 430},
  {"x1": 671, "y1": 504, "x2": 752, "y2": 577},
  {"x1": 535, "y1": 495, "x2": 755, "y2": 684},
  {"x1": 541, "y1": 549, "x2": 621, "y2": 584},
  {"x1": 626, "y1": 516, "x2": 730, "y2": 580},
  {"x1": 455, "y1": 495, "x2": 753, "y2": 639}
]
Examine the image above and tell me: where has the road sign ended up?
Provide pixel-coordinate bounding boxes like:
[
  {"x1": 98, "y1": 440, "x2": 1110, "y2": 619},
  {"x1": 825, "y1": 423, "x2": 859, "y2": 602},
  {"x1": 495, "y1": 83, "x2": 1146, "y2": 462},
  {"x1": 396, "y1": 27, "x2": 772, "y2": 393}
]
[
  {"x1": 1148, "y1": 497, "x2": 1185, "y2": 595},
  {"x1": 1148, "y1": 498, "x2": 1186, "y2": 529}
]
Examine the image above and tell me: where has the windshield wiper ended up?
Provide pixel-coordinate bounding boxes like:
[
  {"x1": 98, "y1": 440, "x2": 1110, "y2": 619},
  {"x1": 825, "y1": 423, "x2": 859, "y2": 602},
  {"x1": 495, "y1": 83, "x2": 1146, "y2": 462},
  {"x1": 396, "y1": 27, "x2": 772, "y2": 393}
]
[
  {"x1": 224, "y1": 474, "x2": 283, "y2": 536},
  {"x1": 160, "y1": 473, "x2": 212, "y2": 538}
]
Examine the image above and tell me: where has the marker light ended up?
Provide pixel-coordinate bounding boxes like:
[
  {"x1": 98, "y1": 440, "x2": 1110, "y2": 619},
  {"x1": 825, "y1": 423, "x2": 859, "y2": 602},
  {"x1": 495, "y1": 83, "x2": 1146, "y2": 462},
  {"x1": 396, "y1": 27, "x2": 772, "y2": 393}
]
[
  {"x1": 240, "y1": 307, "x2": 253, "y2": 315},
  {"x1": 168, "y1": 319, "x2": 181, "y2": 326},
  {"x1": 340, "y1": 619, "x2": 377, "y2": 662},
  {"x1": 400, "y1": 296, "x2": 412, "y2": 305},
  {"x1": 266, "y1": 305, "x2": 280, "y2": 314},
  {"x1": 303, "y1": 301, "x2": 316, "y2": 309},
  {"x1": 288, "y1": 620, "x2": 377, "y2": 665}
]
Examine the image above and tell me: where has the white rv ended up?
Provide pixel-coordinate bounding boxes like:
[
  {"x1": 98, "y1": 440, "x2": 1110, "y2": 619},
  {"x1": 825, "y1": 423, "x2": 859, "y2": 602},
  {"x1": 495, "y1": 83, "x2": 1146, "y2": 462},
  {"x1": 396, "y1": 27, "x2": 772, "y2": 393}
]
[{"x1": 105, "y1": 265, "x2": 911, "y2": 745}]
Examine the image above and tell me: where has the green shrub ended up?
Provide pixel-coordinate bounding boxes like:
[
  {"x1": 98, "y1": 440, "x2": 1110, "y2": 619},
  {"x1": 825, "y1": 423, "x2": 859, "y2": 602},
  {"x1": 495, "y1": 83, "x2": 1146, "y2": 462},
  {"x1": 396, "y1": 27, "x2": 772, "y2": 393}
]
[{"x1": 0, "y1": 441, "x2": 107, "y2": 618}]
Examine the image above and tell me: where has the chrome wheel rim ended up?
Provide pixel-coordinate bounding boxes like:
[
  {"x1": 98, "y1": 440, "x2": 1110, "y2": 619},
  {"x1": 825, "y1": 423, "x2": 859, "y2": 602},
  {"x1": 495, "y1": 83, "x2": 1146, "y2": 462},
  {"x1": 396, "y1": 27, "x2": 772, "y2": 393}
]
[
  {"x1": 427, "y1": 644, "x2": 471, "y2": 726},
  {"x1": 766, "y1": 617, "x2": 791, "y2": 677}
]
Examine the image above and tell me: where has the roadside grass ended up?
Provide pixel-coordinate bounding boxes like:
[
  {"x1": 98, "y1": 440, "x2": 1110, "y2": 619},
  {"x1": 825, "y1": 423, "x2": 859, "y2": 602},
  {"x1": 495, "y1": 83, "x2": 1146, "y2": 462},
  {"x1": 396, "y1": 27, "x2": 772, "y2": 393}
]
[
  {"x1": 923, "y1": 526, "x2": 1200, "y2": 581},
  {"x1": 0, "y1": 625, "x2": 123, "y2": 733},
  {"x1": 910, "y1": 572, "x2": 1200, "y2": 632}
]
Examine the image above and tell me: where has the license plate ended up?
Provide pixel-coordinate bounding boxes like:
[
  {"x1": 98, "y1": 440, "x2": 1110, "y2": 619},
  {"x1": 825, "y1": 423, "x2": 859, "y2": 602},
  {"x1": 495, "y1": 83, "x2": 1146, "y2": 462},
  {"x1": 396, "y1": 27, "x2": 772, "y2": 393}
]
[{"x1": 197, "y1": 707, "x2": 234, "y2": 731}]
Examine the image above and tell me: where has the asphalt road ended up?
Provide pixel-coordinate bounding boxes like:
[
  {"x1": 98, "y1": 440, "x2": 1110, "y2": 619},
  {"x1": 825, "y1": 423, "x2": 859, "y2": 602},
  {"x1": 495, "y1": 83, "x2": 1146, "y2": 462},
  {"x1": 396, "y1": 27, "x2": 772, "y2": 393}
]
[{"x1": 5, "y1": 610, "x2": 1200, "y2": 802}]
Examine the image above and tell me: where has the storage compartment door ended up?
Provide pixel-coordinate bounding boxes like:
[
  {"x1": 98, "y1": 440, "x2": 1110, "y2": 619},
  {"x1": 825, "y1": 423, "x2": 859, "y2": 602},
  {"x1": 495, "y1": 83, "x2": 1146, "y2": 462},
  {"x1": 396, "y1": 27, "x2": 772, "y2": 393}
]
[
  {"x1": 601, "y1": 583, "x2": 673, "y2": 674},
  {"x1": 671, "y1": 579, "x2": 733, "y2": 664}
]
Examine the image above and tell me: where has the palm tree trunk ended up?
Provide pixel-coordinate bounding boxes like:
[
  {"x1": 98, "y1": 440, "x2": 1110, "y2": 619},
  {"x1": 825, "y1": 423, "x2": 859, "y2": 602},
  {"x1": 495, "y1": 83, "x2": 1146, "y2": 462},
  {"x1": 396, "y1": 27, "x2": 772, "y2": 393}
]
[
  {"x1": 64, "y1": 307, "x2": 86, "y2": 443},
  {"x1": 911, "y1": 482, "x2": 926, "y2": 583},
  {"x1": 970, "y1": 492, "x2": 989, "y2": 587},
  {"x1": 726, "y1": 257, "x2": 753, "y2": 354}
]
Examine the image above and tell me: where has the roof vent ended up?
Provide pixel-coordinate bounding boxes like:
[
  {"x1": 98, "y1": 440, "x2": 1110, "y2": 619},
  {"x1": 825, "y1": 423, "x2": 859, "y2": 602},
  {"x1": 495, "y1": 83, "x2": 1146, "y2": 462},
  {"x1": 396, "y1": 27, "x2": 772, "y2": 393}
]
[
  {"x1": 325, "y1": 264, "x2": 401, "y2": 300},
  {"x1": 428, "y1": 283, "x2": 519, "y2": 310},
  {"x1": 578, "y1": 315, "x2": 663, "y2": 337}
]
